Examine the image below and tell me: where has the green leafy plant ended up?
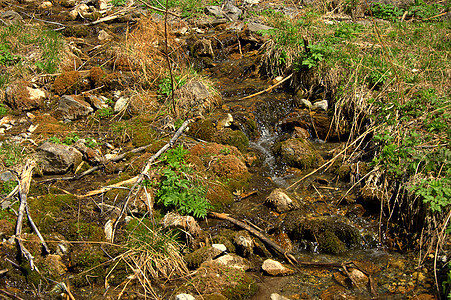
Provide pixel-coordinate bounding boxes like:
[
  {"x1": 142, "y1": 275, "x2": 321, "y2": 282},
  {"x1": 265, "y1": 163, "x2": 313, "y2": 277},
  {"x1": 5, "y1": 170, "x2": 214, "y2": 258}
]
[
  {"x1": 0, "y1": 103, "x2": 8, "y2": 116},
  {"x1": 157, "y1": 145, "x2": 211, "y2": 218},
  {"x1": 158, "y1": 75, "x2": 186, "y2": 99},
  {"x1": 63, "y1": 133, "x2": 80, "y2": 145},
  {"x1": 0, "y1": 43, "x2": 20, "y2": 66},
  {"x1": 369, "y1": 2, "x2": 404, "y2": 21},
  {"x1": 111, "y1": 0, "x2": 127, "y2": 6},
  {"x1": 48, "y1": 136, "x2": 62, "y2": 144},
  {"x1": 97, "y1": 107, "x2": 114, "y2": 119},
  {"x1": 410, "y1": 178, "x2": 451, "y2": 213},
  {"x1": 86, "y1": 137, "x2": 98, "y2": 148}
]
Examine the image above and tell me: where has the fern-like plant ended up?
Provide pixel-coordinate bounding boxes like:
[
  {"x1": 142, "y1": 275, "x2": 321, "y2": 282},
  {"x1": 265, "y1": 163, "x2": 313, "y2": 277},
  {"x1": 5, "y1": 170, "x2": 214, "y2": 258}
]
[{"x1": 156, "y1": 145, "x2": 211, "y2": 218}]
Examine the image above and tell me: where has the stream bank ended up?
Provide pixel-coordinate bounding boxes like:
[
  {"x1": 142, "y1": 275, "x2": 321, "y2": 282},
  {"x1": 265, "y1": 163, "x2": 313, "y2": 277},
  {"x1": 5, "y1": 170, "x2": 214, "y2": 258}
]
[{"x1": 0, "y1": 0, "x2": 449, "y2": 299}]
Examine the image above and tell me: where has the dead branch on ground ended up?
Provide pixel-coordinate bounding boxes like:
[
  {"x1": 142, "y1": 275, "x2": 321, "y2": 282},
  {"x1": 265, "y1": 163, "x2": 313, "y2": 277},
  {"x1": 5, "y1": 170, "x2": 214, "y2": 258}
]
[{"x1": 15, "y1": 160, "x2": 49, "y2": 270}]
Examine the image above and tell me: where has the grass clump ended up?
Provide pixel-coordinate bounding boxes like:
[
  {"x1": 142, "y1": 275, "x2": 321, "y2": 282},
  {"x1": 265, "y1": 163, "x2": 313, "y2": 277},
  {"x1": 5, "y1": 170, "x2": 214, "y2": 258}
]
[{"x1": 157, "y1": 144, "x2": 211, "y2": 218}]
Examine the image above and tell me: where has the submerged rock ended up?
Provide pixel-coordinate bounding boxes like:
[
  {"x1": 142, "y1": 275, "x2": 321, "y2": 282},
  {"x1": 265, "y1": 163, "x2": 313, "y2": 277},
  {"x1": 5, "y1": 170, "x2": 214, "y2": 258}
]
[{"x1": 35, "y1": 142, "x2": 83, "y2": 175}]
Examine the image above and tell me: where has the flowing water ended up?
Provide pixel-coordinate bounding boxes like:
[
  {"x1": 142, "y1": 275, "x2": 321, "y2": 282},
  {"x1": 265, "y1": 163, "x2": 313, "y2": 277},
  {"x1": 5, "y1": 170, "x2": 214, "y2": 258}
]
[{"x1": 200, "y1": 50, "x2": 436, "y2": 299}]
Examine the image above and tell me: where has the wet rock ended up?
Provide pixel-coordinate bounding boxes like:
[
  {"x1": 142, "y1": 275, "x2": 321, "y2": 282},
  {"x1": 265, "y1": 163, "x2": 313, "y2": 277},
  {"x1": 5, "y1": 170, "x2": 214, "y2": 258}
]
[
  {"x1": 214, "y1": 253, "x2": 250, "y2": 271},
  {"x1": 270, "y1": 293, "x2": 290, "y2": 300},
  {"x1": 214, "y1": 113, "x2": 234, "y2": 129},
  {"x1": 45, "y1": 254, "x2": 67, "y2": 276},
  {"x1": 0, "y1": 10, "x2": 23, "y2": 25},
  {"x1": 348, "y1": 268, "x2": 368, "y2": 290},
  {"x1": 184, "y1": 246, "x2": 224, "y2": 269},
  {"x1": 192, "y1": 39, "x2": 215, "y2": 58},
  {"x1": 282, "y1": 213, "x2": 361, "y2": 254},
  {"x1": 54, "y1": 95, "x2": 94, "y2": 120},
  {"x1": 275, "y1": 138, "x2": 324, "y2": 169},
  {"x1": 312, "y1": 100, "x2": 328, "y2": 111},
  {"x1": 272, "y1": 231, "x2": 294, "y2": 253},
  {"x1": 5, "y1": 82, "x2": 47, "y2": 111},
  {"x1": 233, "y1": 230, "x2": 253, "y2": 257},
  {"x1": 262, "y1": 259, "x2": 294, "y2": 276},
  {"x1": 176, "y1": 294, "x2": 195, "y2": 300},
  {"x1": 265, "y1": 188, "x2": 299, "y2": 213},
  {"x1": 35, "y1": 142, "x2": 83, "y2": 175},
  {"x1": 320, "y1": 285, "x2": 348, "y2": 300}
]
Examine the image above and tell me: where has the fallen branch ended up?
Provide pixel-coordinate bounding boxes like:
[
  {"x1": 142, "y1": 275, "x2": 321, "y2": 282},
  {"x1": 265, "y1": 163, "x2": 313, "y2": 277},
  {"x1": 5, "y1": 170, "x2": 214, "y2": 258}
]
[
  {"x1": 15, "y1": 160, "x2": 38, "y2": 271},
  {"x1": 239, "y1": 74, "x2": 293, "y2": 101},
  {"x1": 209, "y1": 212, "x2": 298, "y2": 264},
  {"x1": 111, "y1": 119, "x2": 195, "y2": 242}
]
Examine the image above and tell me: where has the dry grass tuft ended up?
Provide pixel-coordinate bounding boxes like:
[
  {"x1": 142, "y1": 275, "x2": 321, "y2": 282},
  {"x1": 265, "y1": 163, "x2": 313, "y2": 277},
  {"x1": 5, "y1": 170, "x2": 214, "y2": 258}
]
[{"x1": 124, "y1": 17, "x2": 186, "y2": 87}]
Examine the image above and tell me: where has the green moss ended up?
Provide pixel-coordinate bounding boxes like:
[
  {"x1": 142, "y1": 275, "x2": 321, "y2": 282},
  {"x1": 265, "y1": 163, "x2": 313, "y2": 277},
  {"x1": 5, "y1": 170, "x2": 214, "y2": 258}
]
[
  {"x1": 187, "y1": 119, "x2": 216, "y2": 141},
  {"x1": 213, "y1": 129, "x2": 249, "y2": 153},
  {"x1": 70, "y1": 221, "x2": 104, "y2": 241},
  {"x1": 222, "y1": 271, "x2": 257, "y2": 300}
]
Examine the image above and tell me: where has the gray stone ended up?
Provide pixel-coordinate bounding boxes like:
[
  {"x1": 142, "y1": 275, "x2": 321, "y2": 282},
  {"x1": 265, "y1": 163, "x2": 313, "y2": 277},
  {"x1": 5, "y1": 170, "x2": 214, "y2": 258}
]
[
  {"x1": 298, "y1": 98, "x2": 312, "y2": 109},
  {"x1": 54, "y1": 95, "x2": 93, "y2": 120},
  {"x1": 36, "y1": 142, "x2": 83, "y2": 175},
  {"x1": 205, "y1": 6, "x2": 224, "y2": 18},
  {"x1": 0, "y1": 171, "x2": 16, "y2": 182},
  {"x1": 212, "y1": 244, "x2": 227, "y2": 252}
]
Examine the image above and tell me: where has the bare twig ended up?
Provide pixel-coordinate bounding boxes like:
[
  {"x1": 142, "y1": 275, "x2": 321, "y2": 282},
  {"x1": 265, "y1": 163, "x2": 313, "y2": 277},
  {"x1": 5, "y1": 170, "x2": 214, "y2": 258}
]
[
  {"x1": 209, "y1": 212, "x2": 298, "y2": 264},
  {"x1": 240, "y1": 74, "x2": 293, "y2": 100}
]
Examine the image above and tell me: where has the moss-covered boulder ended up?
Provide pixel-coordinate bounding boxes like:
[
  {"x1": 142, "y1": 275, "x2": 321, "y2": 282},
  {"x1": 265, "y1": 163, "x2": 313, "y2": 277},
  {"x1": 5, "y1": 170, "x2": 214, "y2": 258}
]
[
  {"x1": 282, "y1": 212, "x2": 361, "y2": 254},
  {"x1": 178, "y1": 260, "x2": 257, "y2": 299},
  {"x1": 274, "y1": 138, "x2": 324, "y2": 169}
]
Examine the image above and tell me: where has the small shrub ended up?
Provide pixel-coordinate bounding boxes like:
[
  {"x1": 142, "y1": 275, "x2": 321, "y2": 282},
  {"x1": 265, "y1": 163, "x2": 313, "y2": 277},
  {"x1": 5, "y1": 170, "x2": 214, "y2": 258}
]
[
  {"x1": 369, "y1": 2, "x2": 404, "y2": 21},
  {"x1": 157, "y1": 144, "x2": 211, "y2": 218},
  {"x1": 96, "y1": 107, "x2": 114, "y2": 119},
  {"x1": 0, "y1": 103, "x2": 8, "y2": 116}
]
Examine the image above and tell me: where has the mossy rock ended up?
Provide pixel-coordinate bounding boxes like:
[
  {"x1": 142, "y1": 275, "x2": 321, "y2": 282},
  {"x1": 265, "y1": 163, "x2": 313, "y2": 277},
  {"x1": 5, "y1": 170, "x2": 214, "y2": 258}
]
[
  {"x1": 282, "y1": 213, "x2": 361, "y2": 254},
  {"x1": 213, "y1": 128, "x2": 249, "y2": 153},
  {"x1": 206, "y1": 182, "x2": 234, "y2": 208},
  {"x1": 274, "y1": 138, "x2": 324, "y2": 169},
  {"x1": 52, "y1": 71, "x2": 82, "y2": 95},
  {"x1": 179, "y1": 260, "x2": 256, "y2": 299},
  {"x1": 212, "y1": 229, "x2": 237, "y2": 253},
  {"x1": 184, "y1": 246, "x2": 223, "y2": 269},
  {"x1": 188, "y1": 119, "x2": 216, "y2": 141}
]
